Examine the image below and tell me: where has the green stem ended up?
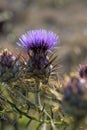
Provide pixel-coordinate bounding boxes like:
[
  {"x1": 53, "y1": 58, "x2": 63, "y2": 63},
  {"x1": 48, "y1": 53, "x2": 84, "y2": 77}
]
[
  {"x1": 41, "y1": 114, "x2": 47, "y2": 130},
  {"x1": 0, "y1": 119, "x2": 5, "y2": 130},
  {"x1": 71, "y1": 117, "x2": 84, "y2": 130},
  {"x1": 35, "y1": 82, "x2": 40, "y2": 106},
  {"x1": 14, "y1": 121, "x2": 19, "y2": 130},
  {"x1": 0, "y1": 95, "x2": 65, "y2": 126}
]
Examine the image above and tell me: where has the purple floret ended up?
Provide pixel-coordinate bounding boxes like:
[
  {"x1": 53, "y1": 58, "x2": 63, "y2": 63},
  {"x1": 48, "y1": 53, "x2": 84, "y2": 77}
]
[{"x1": 17, "y1": 29, "x2": 59, "y2": 52}]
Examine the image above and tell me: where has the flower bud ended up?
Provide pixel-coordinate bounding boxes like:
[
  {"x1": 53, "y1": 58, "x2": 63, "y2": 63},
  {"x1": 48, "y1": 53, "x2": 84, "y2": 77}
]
[{"x1": 0, "y1": 49, "x2": 20, "y2": 82}]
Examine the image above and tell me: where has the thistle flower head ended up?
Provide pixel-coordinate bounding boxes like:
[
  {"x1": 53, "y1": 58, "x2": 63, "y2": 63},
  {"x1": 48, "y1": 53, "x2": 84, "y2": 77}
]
[
  {"x1": 17, "y1": 29, "x2": 59, "y2": 54},
  {"x1": 63, "y1": 76, "x2": 87, "y2": 117},
  {"x1": 17, "y1": 29, "x2": 59, "y2": 81}
]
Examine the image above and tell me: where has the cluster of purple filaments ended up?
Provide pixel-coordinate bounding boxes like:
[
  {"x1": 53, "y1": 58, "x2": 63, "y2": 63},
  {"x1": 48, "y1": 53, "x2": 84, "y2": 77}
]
[{"x1": 17, "y1": 29, "x2": 59, "y2": 53}]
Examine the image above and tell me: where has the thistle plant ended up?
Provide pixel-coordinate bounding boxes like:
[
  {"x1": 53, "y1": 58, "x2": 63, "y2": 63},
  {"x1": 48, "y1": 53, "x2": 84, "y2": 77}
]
[
  {"x1": 17, "y1": 29, "x2": 59, "y2": 106},
  {"x1": 0, "y1": 29, "x2": 62, "y2": 130},
  {"x1": 1, "y1": 29, "x2": 87, "y2": 130},
  {"x1": 62, "y1": 64, "x2": 87, "y2": 130}
]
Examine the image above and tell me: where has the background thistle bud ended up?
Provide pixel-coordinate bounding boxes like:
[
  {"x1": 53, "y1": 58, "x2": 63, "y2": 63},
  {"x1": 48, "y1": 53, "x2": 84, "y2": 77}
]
[
  {"x1": 63, "y1": 76, "x2": 87, "y2": 117},
  {"x1": 79, "y1": 64, "x2": 87, "y2": 79},
  {"x1": 17, "y1": 29, "x2": 59, "y2": 80},
  {"x1": 0, "y1": 48, "x2": 20, "y2": 82}
]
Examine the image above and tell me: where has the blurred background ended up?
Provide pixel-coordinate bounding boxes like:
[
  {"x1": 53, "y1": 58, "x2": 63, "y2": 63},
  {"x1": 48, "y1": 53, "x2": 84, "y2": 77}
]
[
  {"x1": 0, "y1": 0, "x2": 87, "y2": 129},
  {"x1": 0, "y1": 0, "x2": 87, "y2": 73}
]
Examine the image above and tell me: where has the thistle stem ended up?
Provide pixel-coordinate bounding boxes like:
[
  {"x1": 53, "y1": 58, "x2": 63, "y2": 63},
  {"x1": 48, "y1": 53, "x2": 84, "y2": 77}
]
[
  {"x1": 71, "y1": 117, "x2": 84, "y2": 130},
  {"x1": 35, "y1": 82, "x2": 41, "y2": 106},
  {"x1": 41, "y1": 114, "x2": 47, "y2": 130},
  {"x1": 14, "y1": 121, "x2": 19, "y2": 130}
]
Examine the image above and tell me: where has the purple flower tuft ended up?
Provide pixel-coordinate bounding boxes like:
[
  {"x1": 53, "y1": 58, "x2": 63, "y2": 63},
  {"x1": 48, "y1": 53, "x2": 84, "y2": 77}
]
[{"x1": 17, "y1": 29, "x2": 59, "y2": 53}]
